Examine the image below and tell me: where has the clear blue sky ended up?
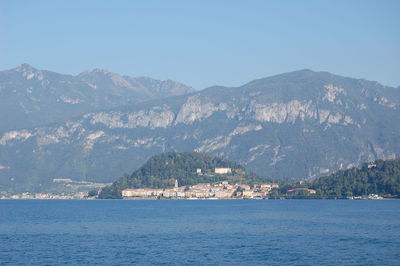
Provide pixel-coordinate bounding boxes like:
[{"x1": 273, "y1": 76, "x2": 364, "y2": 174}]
[{"x1": 1, "y1": 0, "x2": 399, "y2": 89}]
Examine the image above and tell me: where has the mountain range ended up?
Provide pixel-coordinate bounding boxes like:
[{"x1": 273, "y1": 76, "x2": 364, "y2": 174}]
[
  {"x1": 0, "y1": 64, "x2": 194, "y2": 132},
  {"x1": 0, "y1": 65, "x2": 399, "y2": 192}
]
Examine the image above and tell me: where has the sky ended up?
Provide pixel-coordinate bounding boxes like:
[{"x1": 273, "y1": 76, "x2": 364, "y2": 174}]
[{"x1": 0, "y1": 0, "x2": 399, "y2": 89}]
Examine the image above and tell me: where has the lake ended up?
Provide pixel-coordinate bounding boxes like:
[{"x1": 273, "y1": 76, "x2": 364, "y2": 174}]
[{"x1": 0, "y1": 200, "x2": 399, "y2": 265}]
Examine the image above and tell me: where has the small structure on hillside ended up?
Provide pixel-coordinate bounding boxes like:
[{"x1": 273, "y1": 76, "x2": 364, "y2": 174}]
[
  {"x1": 214, "y1": 167, "x2": 232, "y2": 174},
  {"x1": 287, "y1": 188, "x2": 316, "y2": 195}
]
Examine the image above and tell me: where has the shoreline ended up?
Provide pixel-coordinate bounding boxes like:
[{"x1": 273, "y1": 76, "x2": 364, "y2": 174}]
[{"x1": 1, "y1": 197, "x2": 398, "y2": 200}]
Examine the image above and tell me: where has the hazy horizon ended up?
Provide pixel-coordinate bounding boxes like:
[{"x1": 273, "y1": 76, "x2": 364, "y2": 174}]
[
  {"x1": 2, "y1": 63, "x2": 398, "y2": 90},
  {"x1": 1, "y1": 0, "x2": 399, "y2": 89}
]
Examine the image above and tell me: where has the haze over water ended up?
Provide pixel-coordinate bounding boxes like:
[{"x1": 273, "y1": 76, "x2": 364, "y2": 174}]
[{"x1": 1, "y1": 200, "x2": 399, "y2": 265}]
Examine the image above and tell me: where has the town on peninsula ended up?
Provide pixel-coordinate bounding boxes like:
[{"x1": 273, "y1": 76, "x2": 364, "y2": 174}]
[
  {"x1": 121, "y1": 167, "x2": 284, "y2": 200},
  {"x1": 1, "y1": 153, "x2": 398, "y2": 200}
]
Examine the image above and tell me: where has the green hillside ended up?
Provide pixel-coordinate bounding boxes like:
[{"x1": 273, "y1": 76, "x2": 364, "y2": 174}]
[
  {"x1": 310, "y1": 159, "x2": 400, "y2": 197},
  {"x1": 98, "y1": 152, "x2": 265, "y2": 199}
]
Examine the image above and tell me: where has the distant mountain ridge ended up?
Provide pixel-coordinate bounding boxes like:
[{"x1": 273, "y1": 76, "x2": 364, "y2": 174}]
[
  {"x1": 0, "y1": 68, "x2": 399, "y2": 193},
  {"x1": 0, "y1": 64, "x2": 195, "y2": 132}
]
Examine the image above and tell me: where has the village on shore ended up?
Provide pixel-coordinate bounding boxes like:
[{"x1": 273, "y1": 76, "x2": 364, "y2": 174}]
[
  {"x1": 122, "y1": 180, "x2": 280, "y2": 199},
  {"x1": 1, "y1": 166, "x2": 389, "y2": 200},
  {"x1": 122, "y1": 167, "x2": 311, "y2": 199}
]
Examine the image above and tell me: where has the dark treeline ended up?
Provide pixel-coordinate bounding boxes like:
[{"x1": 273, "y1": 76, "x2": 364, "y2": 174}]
[{"x1": 310, "y1": 159, "x2": 400, "y2": 197}]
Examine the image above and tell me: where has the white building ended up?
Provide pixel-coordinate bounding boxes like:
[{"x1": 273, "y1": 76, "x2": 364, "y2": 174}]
[
  {"x1": 122, "y1": 188, "x2": 163, "y2": 197},
  {"x1": 214, "y1": 168, "x2": 232, "y2": 174}
]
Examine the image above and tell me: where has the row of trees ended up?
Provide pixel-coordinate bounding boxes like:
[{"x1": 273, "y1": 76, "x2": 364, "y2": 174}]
[{"x1": 310, "y1": 159, "x2": 400, "y2": 197}]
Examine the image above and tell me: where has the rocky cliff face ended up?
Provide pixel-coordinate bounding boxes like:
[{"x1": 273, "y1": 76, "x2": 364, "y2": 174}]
[
  {"x1": 0, "y1": 64, "x2": 194, "y2": 132},
  {"x1": 0, "y1": 69, "x2": 399, "y2": 192}
]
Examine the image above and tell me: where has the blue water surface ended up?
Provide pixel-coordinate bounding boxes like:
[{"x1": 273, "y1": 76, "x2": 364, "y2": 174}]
[{"x1": 0, "y1": 199, "x2": 399, "y2": 265}]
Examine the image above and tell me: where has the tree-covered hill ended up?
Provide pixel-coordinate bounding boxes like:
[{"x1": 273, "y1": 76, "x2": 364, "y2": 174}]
[
  {"x1": 310, "y1": 159, "x2": 400, "y2": 197},
  {"x1": 98, "y1": 152, "x2": 265, "y2": 199}
]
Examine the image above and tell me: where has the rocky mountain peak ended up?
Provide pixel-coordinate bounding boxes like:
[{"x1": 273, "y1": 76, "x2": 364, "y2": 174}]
[
  {"x1": 15, "y1": 63, "x2": 37, "y2": 72},
  {"x1": 0, "y1": 64, "x2": 196, "y2": 133},
  {"x1": 77, "y1": 68, "x2": 120, "y2": 80},
  {"x1": 14, "y1": 63, "x2": 44, "y2": 81}
]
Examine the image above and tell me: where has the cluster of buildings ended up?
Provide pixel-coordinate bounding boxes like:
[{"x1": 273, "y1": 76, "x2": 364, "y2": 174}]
[
  {"x1": 0, "y1": 192, "x2": 87, "y2": 200},
  {"x1": 122, "y1": 167, "x2": 280, "y2": 199},
  {"x1": 348, "y1": 194, "x2": 384, "y2": 200},
  {"x1": 122, "y1": 180, "x2": 279, "y2": 199}
]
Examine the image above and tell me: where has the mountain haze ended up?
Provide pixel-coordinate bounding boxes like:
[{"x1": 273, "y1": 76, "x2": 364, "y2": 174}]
[
  {"x1": 0, "y1": 68, "x2": 399, "y2": 192},
  {"x1": 0, "y1": 64, "x2": 194, "y2": 132}
]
